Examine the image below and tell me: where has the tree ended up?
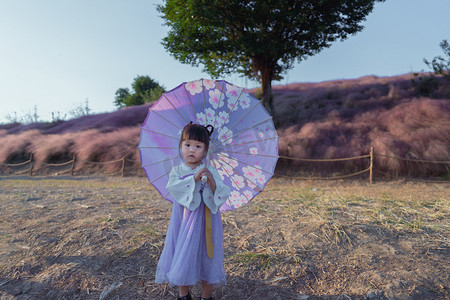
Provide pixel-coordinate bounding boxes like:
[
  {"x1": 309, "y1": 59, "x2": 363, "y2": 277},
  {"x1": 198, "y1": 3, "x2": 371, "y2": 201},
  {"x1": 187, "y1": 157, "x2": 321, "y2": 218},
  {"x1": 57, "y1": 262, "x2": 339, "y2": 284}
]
[
  {"x1": 158, "y1": 0, "x2": 384, "y2": 113},
  {"x1": 412, "y1": 39, "x2": 450, "y2": 96},
  {"x1": 424, "y1": 39, "x2": 450, "y2": 79},
  {"x1": 114, "y1": 75, "x2": 165, "y2": 107}
]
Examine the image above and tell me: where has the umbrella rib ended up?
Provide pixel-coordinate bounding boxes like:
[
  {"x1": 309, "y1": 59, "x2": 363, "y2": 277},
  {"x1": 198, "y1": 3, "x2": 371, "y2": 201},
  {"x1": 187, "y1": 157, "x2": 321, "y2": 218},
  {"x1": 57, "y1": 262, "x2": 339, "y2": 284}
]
[
  {"x1": 211, "y1": 86, "x2": 245, "y2": 145},
  {"x1": 150, "y1": 168, "x2": 171, "y2": 185},
  {"x1": 215, "y1": 152, "x2": 276, "y2": 177},
  {"x1": 162, "y1": 190, "x2": 171, "y2": 200},
  {"x1": 221, "y1": 88, "x2": 244, "y2": 126},
  {"x1": 140, "y1": 128, "x2": 179, "y2": 140},
  {"x1": 150, "y1": 109, "x2": 182, "y2": 130},
  {"x1": 218, "y1": 116, "x2": 274, "y2": 146},
  {"x1": 202, "y1": 79, "x2": 207, "y2": 124},
  {"x1": 141, "y1": 156, "x2": 178, "y2": 168},
  {"x1": 163, "y1": 94, "x2": 189, "y2": 125},
  {"x1": 216, "y1": 160, "x2": 252, "y2": 203},
  {"x1": 215, "y1": 156, "x2": 262, "y2": 191},
  {"x1": 215, "y1": 136, "x2": 279, "y2": 151},
  {"x1": 211, "y1": 80, "x2": 226, "y2": 128},
  {"x1": 213, "y1": 99, "x2": 264, "y2": 145},
  {"x1": 183, "y1": 83, "x2": 199, "y2": 125}
]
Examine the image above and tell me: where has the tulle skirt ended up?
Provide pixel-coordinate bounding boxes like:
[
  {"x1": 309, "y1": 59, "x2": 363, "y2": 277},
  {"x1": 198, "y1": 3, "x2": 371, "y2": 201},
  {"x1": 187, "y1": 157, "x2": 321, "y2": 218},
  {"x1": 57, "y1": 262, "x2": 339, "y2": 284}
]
[{"x1": 155, "y1": 201, "x2": 226, "y2": 287}]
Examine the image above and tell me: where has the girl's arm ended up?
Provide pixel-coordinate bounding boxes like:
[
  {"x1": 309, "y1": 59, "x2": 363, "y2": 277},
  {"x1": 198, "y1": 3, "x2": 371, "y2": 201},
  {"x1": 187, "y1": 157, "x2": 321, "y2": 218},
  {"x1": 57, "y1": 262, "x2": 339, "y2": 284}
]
[
  {"x1": 167, "y1": 165, "x2": 201, "y2": 210},
  {"x1": 198, "y1": 166, "x2": 230, "y2": 214}
]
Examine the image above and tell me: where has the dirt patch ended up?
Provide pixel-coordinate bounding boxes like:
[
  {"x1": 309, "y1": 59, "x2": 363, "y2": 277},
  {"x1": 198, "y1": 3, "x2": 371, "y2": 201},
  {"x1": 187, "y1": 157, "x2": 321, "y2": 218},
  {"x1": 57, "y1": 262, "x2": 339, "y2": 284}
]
[{"x1": 0, "y1": 177, "x2": 448, "y2": 299}]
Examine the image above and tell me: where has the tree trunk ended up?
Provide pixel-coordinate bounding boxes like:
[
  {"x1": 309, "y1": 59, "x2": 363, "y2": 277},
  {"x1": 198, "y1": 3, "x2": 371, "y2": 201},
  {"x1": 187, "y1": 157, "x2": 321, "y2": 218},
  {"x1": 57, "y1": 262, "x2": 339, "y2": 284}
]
[{"x1": 260, "y1": 68, "x2": 273, "y2": 115}]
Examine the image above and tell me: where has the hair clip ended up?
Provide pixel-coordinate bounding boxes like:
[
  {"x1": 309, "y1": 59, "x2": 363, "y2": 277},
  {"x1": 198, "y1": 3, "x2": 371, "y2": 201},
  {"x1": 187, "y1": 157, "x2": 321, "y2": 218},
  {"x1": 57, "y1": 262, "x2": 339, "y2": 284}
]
[{"x1": 205, "y1": 124, "x2": 214, "y2": 137}]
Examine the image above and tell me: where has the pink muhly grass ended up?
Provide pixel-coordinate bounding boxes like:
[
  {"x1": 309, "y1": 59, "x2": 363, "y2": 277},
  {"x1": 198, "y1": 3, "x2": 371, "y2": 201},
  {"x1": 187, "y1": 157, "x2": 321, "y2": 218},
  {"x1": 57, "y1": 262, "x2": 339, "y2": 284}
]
[
  {"x1": 1, "y1": 74, "x2": 448, "y2": 177},
  {"x1": 276, "y1": 83, "x2": 449, "y2": 177},
  {"x1": 4, "y1": 103, "x2": 152, "y2": 135},
  {"x1": 45, "y1": 103, "x2": 150, "y2": 134},
  {"x1": 0, "y1": 130, "x2": 41, "y2": 163},
  {"x1": 72, "y1": 127, "x2": 140, "y2": 173},
  {"x1": 29, "y1": 133, "x2": 75, "y2": 162}
]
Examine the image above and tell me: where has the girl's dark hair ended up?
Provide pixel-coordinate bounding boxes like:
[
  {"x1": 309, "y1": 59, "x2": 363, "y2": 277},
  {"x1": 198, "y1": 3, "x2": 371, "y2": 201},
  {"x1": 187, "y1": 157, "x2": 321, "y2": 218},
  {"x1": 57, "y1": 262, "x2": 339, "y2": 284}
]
[{"x1": 180, "y1": 122, "x2": 214, "y2": 151}]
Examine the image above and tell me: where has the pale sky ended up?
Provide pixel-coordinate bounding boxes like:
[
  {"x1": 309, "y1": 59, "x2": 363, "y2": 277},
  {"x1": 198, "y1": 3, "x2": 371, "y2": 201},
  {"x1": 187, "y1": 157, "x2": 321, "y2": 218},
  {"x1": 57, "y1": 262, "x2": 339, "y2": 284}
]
[{"x1": 1, "y1": 0, "x2": 449, "y2": 123}]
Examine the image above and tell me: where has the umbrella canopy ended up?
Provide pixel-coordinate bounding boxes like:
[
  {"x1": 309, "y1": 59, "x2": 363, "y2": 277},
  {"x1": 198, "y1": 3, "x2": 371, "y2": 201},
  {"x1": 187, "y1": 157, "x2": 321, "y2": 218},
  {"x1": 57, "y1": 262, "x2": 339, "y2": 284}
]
[{"x1": 138, "y1": 79, "x2": 279, "y2": 212}]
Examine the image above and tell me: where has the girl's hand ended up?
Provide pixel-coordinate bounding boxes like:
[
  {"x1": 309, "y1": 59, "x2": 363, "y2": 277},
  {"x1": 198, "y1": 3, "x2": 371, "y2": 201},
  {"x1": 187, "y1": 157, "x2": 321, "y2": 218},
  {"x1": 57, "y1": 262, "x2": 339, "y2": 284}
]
[
  {"x1": 194, "y1": 167, "x2": 207, "y2": 181},
  {"x1": 195, "y1": 167, "x2": 216, "y2": 193}
]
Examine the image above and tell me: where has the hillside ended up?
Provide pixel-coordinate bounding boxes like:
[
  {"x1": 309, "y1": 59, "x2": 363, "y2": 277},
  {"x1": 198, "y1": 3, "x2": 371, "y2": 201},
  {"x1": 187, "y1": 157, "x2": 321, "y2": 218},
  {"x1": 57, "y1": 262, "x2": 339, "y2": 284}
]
[{"x1": 1, "y1": 73, "x2": 449, "y2": 177}]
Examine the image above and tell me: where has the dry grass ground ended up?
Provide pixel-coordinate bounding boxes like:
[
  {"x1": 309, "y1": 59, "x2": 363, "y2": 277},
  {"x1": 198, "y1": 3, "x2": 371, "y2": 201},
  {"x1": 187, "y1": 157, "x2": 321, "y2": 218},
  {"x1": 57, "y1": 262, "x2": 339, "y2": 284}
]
[{"x1": 0, "y1": 177, "x2": 448, "y2": 299}]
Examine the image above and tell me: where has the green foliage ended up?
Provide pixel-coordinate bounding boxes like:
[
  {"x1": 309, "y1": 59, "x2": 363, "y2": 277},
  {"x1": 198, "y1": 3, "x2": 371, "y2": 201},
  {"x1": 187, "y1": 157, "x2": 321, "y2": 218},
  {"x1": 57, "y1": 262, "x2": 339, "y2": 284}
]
[
  {"x1": 114, "y1": 88, "x2": 131, "y2": 107},
  {"x1": 424, "y1": 39, "x2": 450, "y2": 78},
  {"x1": 114, "y1": 75, "x2": 166, "y2": 107},
  {"x1": 411, "y1": 73, "x2": 440, "y2": 96},
  {"x1": 412, "y1": 39, "x2": 450, "y2": 96},
  {"x1": 158, "y1": 0, "x2": 383, "y2": 112}
]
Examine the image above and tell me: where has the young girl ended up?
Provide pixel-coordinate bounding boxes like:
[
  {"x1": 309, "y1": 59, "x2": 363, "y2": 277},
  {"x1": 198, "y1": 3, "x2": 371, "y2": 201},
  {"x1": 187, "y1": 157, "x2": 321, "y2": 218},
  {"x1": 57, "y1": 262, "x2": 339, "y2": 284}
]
[{"x1": 155, "y1": 122, "x2": 230, "y2": 300}]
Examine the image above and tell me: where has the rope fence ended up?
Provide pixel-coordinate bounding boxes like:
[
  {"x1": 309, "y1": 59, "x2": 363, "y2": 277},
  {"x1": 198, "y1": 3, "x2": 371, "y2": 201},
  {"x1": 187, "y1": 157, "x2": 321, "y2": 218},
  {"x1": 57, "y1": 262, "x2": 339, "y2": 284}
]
[
  {"x1": 276, "y1": 167, "x2": 371, "y2": 181},
  {"x1": 278, "y1": 154, "x2": 371, "y2": 162},
  {"x1": 1, "y1": 160, "x2": 32, "y2": 167},
  {"x1": 0, "y1": 154, "x2": 131, "y2": 177},
  {"x1": 77, "y1": 158, "x2": 124, "y2": 164},
  {"x1": 0, "y1": 147, "x2": 448, "y2": 183}
]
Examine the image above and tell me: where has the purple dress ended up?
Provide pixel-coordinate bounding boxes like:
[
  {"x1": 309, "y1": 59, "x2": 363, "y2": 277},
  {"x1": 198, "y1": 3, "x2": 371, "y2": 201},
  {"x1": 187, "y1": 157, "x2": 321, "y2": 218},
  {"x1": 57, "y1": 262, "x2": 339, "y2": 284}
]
[{"x1": 155, "y1": 163, "x2": 230, "y2": 286}]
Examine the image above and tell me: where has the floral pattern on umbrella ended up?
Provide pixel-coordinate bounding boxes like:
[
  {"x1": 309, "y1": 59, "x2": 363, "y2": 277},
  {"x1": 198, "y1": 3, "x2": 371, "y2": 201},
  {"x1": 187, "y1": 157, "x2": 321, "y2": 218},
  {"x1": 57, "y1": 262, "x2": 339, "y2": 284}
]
[{"x1": 139, "y1": 79, "x2": 279, "y2": 211}]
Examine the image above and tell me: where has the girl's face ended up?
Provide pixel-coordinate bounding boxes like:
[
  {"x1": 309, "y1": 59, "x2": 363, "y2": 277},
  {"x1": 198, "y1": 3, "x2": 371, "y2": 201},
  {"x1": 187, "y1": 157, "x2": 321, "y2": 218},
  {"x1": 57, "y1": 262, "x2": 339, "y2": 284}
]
[{"x1": 181, "y1": 139, "x2": 206, "y2": 168}]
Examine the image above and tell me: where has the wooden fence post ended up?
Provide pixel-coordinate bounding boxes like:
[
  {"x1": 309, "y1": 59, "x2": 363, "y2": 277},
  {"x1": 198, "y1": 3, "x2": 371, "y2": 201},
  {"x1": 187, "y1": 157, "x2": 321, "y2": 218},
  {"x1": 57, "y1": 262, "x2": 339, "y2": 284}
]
[
  {"x1": 71, "y1": 154, "x2": 76, "y2": 176},
  {"x1": 369, "y1": 146, "x2": 374, "y2": 184},
  {"x1": 29, "y1": 154, "x2": 34, "y2": 176},
  {"x1": 121, "y1": 156, "x2": 126, "y2": 177}
]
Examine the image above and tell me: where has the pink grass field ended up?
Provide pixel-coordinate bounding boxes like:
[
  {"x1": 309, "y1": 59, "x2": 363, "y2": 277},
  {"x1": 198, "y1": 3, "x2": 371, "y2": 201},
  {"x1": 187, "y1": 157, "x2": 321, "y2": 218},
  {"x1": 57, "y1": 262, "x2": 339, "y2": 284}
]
[{"x1": 1, "y1": 74, "x2": 449, "y2": 177}]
